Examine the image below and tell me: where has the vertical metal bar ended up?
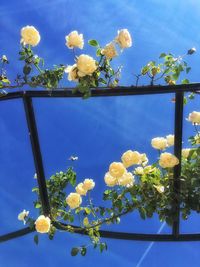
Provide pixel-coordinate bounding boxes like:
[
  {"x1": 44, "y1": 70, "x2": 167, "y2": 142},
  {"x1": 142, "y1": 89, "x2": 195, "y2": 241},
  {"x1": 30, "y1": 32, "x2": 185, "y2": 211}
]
[
  {"x1": 172, "y1": 91, "x2": 184, "y2": 236},
  {"x1": 23, "y1": 95, "x2": 51, "y2": 216}
]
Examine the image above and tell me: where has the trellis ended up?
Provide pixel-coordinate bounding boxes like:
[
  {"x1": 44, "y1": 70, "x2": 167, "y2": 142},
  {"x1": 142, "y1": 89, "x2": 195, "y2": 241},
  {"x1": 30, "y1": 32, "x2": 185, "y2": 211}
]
[{"x1": 1, "y1": 83, "x2": 200, "y2": 243}]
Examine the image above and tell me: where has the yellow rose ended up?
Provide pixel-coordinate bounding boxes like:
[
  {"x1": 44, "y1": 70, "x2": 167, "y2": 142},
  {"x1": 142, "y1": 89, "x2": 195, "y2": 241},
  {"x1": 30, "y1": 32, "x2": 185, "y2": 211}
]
[
  {"x1": 115, "y1": 29, "x2": 132, "y2": 49},
  {"x1": 83, "y1": 178, "x2": 95, "y2": 190},
  {"x1": 134, "y1": 166, "x2": 144, "y2": 175},
  {"x1": 118, "y1": 172, "x2": 135, "y2": 187},
  {"x1": 153, "y1": 185, "x2": 165, "y2": 193},
  {"x1": 66, "y1": 192, "x2": 82, "y2": 209},
  {"x1": 109, "y1": 162, "x2": 126, "y2": 178},
  {"x1": 65, "y1": 64, "x2": 78, "y2": 81},
  {"x1": 65, "y1": 31, "x2": 84, "y2": 49},
  {"x1": 77, "y1": 54, "x2": 97, "y2": 77},
  {"x1": 188, "y1": 111, "x2": 200, "y2": 125},
  {"x1": 166, "y1": 134, "x2": 174, "y2": 146},
  {"x1": 75, "y1": 183, "x2": 87, "y2": 196},
  {"x1": 21, "y1": 26, "x2": 40, "y2": 46},
  {"x1": 18, "y1": 209, "x2": 29, "y2": 224},
  {"x1": 182, "y1": 148, "x2": 191, "y2": 158},
  {"x1": 151, "y1": 137, "x2": 168, "y2": 150},
  {"x1": 141, "y1": 153, "x2": 148, "y2": 165},
  {"x1": 121, "y1": 150, "x2": 142, "y2": 168},
  {"x1": 159, "y1": 152, "x2": 179, "y2": 168},
  {"x1": 101, "y1": 42, "x2": 118, "y2": 59},
  {"x1": 104, "y1": 172, "x2": 118, "y2": 187},
  {"x1": 35, "y1": 215, "x2": 51, "y2": 233}
]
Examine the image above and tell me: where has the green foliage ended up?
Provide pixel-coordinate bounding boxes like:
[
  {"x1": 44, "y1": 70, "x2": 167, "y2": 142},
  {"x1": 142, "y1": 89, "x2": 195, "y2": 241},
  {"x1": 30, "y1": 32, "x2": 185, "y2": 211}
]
[{"x1": 138, "y1": 49, "x2": 195, "y2": 87}]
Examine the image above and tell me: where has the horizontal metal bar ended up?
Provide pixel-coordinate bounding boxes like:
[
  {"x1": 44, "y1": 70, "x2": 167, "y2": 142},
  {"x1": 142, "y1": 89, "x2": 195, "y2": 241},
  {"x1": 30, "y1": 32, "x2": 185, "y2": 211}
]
[
  {"x1": 0, "y1": 83, "x2": 200, "y2": 101},
  {"x1": 0, "y1": 227, "x2": 34, "y2": 243},
  {"x1": 1, "y1": 224, "x2": 200, "y2": 243}
]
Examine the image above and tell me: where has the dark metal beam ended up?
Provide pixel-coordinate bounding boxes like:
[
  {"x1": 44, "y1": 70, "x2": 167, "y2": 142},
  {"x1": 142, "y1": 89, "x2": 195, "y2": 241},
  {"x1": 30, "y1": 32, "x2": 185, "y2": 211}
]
[
  {"x1": 172, "y1": 92, "x2": 184, "y2": 236},
  {"x1": 2, "y1": 224, "x2": 200, "y2": 242},
  {"x1": 23, "y1": 95, "x2": 51, "y2": 216},
  {"x1": 0, "y1": 227, "x2": 34, "y2": 243},
  {"x1": 0, "y1": 82, "x2": 200, "y2": 101}
]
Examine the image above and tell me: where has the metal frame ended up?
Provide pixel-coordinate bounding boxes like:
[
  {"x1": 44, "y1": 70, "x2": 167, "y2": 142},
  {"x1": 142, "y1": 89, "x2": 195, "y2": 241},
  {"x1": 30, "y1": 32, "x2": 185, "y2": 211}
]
[{"x1": 1, "y1": 83, "x2": 200, "y2": 243}]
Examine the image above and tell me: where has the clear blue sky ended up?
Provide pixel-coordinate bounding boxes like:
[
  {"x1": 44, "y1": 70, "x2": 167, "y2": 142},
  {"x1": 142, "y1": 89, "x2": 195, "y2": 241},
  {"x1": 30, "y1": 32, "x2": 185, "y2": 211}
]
[{"x1": 0, "y1": 0, "x2": 200, "y2": 266}]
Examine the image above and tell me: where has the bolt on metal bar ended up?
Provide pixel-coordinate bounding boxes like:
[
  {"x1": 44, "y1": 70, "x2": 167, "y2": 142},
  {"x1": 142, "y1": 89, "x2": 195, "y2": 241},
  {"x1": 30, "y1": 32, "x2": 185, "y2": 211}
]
[
  {"x1": 23, "y1": 95, "x2": 51, "y2": 216},
  {"x1": 172, "y1": 92, "x2": 184, "y2": 236}
]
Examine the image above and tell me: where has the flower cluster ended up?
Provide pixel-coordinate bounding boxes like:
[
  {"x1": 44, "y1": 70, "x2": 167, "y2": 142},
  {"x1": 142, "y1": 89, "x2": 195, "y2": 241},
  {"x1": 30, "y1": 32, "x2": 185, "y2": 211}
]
[
  {"x1": 17, "y1": 109, "x2": 200, "y2": 256},
  {"x1": 66, "y1": 178, "x2": 95, "y2": 209},
  {"x1": 64, "y1": 28, "x2": 132, "y2": 97}
]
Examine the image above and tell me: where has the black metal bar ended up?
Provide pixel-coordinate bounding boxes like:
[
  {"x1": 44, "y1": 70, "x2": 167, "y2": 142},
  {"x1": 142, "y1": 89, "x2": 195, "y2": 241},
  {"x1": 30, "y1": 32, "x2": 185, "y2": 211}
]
[
  {"x1": 0, "y1": 83, "x2": 200, "y2": 101},
  {"x1": 2, "y1": 224, "x2": 200, "y2": 242},
  {"x1": 0, "y1": 227, "x2": 34, "y2": 243},
  {"x1": 172, "y1": 92, "x2": 184, "y2": 236},
  {"x1": 23, "y1": 95, "x2": 51, "y2": 216}
]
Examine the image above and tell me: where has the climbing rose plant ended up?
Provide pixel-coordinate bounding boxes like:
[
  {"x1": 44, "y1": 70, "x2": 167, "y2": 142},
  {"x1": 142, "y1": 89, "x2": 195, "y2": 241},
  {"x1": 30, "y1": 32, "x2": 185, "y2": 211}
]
[{"x1": 2, "y1": 25, "x2": 198, "y2": 255}]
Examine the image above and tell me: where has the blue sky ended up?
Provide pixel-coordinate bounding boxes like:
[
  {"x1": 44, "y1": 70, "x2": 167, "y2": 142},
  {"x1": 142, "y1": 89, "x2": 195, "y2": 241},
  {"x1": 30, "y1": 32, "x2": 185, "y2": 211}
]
[{"x1": 1, "y1": 0, "x2": 200, "y2": 266}]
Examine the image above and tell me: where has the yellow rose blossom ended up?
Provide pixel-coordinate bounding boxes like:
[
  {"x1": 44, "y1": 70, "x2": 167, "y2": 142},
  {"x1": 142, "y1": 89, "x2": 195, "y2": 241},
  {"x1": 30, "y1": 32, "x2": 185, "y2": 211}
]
[
  {"x1": 65, "y1": 31, "x2": 84, "y2": 49},
  {"x1": 101, "y1": 42, "x2": 118, "y2": 59},
  {"x1": 35, "y1": 215, "x2": 51, "y2": 233},
  {"x1": 121, "y1": 150, "x2": 142, "y2": 168},
  {"x1": 187, "y1": 111, "x2": 200, "y2": 125},
  {"x1": 166, "y1": 134, "x2": 174, "y2": 146},
  {"x1": 21, "y1": 26, "x2": 40, "y2": 46},
  {"x1": 141, "y1": 153, "x2": 148, "y2": 165},
  {"x1": 134, "y1": 166, "x2": 144, "y2": 175},
  {"x1": 83, "y1": 178, "x2": 95, "y2": 190},
  {"x1": 115, "y1": 29, "x2": 132, "y2": 49},
  {"x1": 18, "y1": 209, "x2": 29, "y2": 224},
  {"x1": 66, "y1": 192, "x2": 82, "y2": 209},
  {"x1": 118, "y1": 172, "x2": 135, "y2": 187},
  {"x1": 109, "y1": 162, "x2": 126, "y2": 178},
  {"x1": 104, "y1": 172, "x2": 118, "y2": 187},
  {"x1": 65, "y1": 64, "x2": 78, "y2": 81},
  {"x1": 75, "y1": 183, "x2": 87, "y2": 196},
  {"x1": 151, "y1": 137, "x2": 168, "y2": 150},
  {"x1": 159, "y1": 152, "x2": 179, "y2": 168},
  {"x1": 77, "y1": 54, "x2": 97, "y2": 77}
]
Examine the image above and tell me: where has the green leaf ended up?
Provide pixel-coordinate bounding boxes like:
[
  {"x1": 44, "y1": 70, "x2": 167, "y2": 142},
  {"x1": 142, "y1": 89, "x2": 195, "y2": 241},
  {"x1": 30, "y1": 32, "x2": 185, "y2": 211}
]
[
  {"x1": 80, "y1": 246, "x2": 87, "y2": 256},
  {"x1": 98, "y1": 78, "x2": 107, "y2": 85},
  {"x1": 71, "y1": 247, "x2": 79, "y2": 256},
  {"x1": 100, "y1": 242, "x2": 107, "y2": 253},
  {"x1": 182, "y1": 79, "x2": 189, "y2": 84},
  {"x1": 35, "y1": 202, "x2": 41, "y2": 209},
  {"x1": 159, "y1": 53, "x2": 166, "y2": 58},
  {"x1": 183, "y1": 96, "x2": 188, "y2": 105},
  {"x1": 88, "y1": 39, "x2": 99, "y2": 47},
  {"x1": 186, "y1": 67, "x2": 191, "y2": 74},
  {"x1": 32, "y1": 187, "x2": 39, "y2": 192},
  {"x1": 141, "y1": 65, "x2": 149, "y2": 75},
  {"x1": 23, "y1": 65, "x2": 32, "y2": 75},
  {"x1": 34, "y1": 234, "x2": 39, "y2": 245},
  {"x1": 96, "y1": 48, "x2": 102, "y2": 56}
]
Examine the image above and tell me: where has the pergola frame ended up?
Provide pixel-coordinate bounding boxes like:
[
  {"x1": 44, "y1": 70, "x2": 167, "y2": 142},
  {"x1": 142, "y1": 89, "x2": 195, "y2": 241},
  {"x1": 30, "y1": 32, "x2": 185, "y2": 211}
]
[{"x1": 1, "y1": 83, "x2": 200, "y2": 243}]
